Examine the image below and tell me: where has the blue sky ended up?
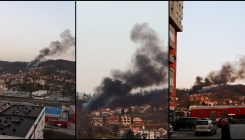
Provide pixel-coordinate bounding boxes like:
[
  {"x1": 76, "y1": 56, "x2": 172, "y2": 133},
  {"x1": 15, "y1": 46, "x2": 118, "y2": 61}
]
[
  {"x1": 177, "y1": 1, "x2": 245, "y2": 89},
  {"x1": 77, "y1": 1, "x2": 168, "y2": 93},
  {"x1": 0, "y1": 1, "x2": 75, "y2": 62}
]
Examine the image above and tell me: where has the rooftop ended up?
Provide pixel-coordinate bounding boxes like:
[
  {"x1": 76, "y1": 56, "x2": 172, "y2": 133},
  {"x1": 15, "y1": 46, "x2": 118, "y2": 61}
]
[
  {"x1": 45, "y1": 107, "x2": 63, "y2": 116},
  {"x1": 0, "y1": 104, "x2": 44, "y2": 138},
  {"x1": 32, "y1": 90, "x2": 47, "y2": 95},
  {"x1": 106, "y1": 115, "x2": 119, "y2": 120}
]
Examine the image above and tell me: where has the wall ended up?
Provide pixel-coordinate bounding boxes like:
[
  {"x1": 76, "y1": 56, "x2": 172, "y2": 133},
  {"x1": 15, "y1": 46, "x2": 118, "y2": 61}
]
[
  {"x1": 26, "y1": 108, "x2": 45, "y2": 139},
  {"x1": 45, "y1": 116, "x2": 59, "y2": 122}
]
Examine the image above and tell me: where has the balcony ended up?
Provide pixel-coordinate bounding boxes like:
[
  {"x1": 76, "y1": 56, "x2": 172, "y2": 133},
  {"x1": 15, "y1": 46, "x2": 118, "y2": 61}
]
[
  {"x1": 169, "y1": 86, "x2": 174, "y2": 93},
  {"x1": 169, "y1": 39, "x2": 175, "y2": 49},
  {"x1": 169, "y1": 54, "x2": 174, "y2": 64},
  {"x1": 169, "y1": 10, "x2": 183, "y2": 32}
]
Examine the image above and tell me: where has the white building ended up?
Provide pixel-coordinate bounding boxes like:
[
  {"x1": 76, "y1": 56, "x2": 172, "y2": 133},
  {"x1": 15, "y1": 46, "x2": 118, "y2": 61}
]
[
  {"x1": 0, "y1": 104, "x2": 45, "y2": 139},
  {"x1": 35, "y1": 79, "x2": 46, "y2": 86},
  {"x1": 32, "y1": 90, "x2": 48, "y2": 99}
]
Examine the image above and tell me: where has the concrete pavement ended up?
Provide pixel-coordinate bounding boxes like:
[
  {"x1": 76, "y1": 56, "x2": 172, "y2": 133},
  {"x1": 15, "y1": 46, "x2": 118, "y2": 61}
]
[{"x1": 170, "y1": 124, "x2": 245, "y2": 139}]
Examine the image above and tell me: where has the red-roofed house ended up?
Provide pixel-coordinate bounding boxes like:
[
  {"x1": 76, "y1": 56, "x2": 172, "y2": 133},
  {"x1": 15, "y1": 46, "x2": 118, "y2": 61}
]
[
  {"x1": 91, "y1": 117, "x2": 103, "y2": 126},
  {"x1": 106, "y1": 115, "x2": 120, "y2": 124}
]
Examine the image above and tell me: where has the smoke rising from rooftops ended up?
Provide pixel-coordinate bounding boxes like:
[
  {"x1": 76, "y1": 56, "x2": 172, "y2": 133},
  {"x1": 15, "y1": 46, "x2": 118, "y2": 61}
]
[
  {"x1": 84, "y1": 22, "x2": 168, "y2": 111},
  {"x1": 189, "y1": 56, "x2": 245, "y2": 94},
  {"x1": 26, "y1": 29, "x2": 75, "y2": 68}
]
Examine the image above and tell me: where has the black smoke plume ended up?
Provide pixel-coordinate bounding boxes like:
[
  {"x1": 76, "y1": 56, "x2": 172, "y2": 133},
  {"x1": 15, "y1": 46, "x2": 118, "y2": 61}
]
[
  {"x1": 189, "y1": 56, "x2": 245, "y2": 94},
  {"x1": 27, "y1": 29, "x2": 75, "y2": 68},
  {"x1": 84, "y1": 23, "x2": 168, "y2": 111}
]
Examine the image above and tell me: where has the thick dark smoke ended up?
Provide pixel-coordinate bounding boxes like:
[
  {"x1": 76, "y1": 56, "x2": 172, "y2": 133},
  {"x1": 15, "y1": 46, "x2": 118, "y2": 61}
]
[
  {"x1": 84, "y1": 23, "x2": 168, "y2": 111},
  {"x1": 189, "y1": 56, "x2": 245, "y2": 94},
  {"x1": 27, "y1": 29, "x2": 75, "y2": 68}
]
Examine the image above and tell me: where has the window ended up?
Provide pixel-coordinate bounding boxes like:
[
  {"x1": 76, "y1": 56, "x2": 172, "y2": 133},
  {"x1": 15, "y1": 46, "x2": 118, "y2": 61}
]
[
  {"x1": 235, "y1": 109, "x2": 240, "y2": 112},
  {"x1": 169, "y1": 97, "x2": 174, "y2": 103},
  {"x1": 171, "y1": 4, "x2": 174, "y2": 13},
  {"x1": 176, "y1": 12, "x2": 178, "y2": 19},
  {"x1": 199, "y1": 110, "x2": 204, "y2": 114},
  {"x1": 176, "y1": 1, "x2": 178, "y2": 7},
  {"x1": 197, "y1": 121, "x2": 208, "y2": 125},
  {"x1": 223, "y1": 110, "x2": 228, "y2": 113},
  {"x1": 170, "y1": 77, "x2": 174, "y2": 87},
  {"x1": 170, "y1": 31, "x2": 174, "y2": 42},
  {"x1": 223, "y1": 114, "x2": 228, "y2": 117},
  {"x1": 179, "y1": 3, "x2": 181, "y2": 11},
  {"x1": 170, "y1": 68, "x2": 174, "y2": 87}
]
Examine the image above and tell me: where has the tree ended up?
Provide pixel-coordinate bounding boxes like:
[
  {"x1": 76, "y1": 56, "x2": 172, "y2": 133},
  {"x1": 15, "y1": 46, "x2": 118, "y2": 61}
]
[
  {"x1": 127, "y1": 108, "x2": 132, "y2": 114},
  {"x1": 86, "y1": 127, "x2": 94, "y2": 139},
  {"x1": 201, "y1": 102, "x2": 206, "y2": 106},
  {"x1": 112, "y1": 125, "x2": 119, "y2": 137},
  {"x1": 122, "y1": 129, "x2": 136, "y2": 139},
  {"x1": 121, "y1": 109, "x2": 125, "y2": 114}
]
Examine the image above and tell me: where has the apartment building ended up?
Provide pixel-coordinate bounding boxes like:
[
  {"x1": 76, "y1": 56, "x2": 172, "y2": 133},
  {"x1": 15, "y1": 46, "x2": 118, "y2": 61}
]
[{"x1": 169, "y1": 1, "x2": 183, "y2": 122}]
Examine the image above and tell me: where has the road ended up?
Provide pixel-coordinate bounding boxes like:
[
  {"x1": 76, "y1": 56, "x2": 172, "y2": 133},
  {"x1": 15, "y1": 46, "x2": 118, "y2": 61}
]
[{"x1": 170, "y1": 124, "x2": 245, "y2": 139}]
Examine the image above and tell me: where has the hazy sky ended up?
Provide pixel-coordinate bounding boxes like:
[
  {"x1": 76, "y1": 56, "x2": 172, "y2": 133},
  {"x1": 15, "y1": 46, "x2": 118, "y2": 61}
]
[
  {"x1": 0, "y1": 1, "x2": 75, "y2": 62},
  {"x1": 177, "y1": 1, "x2": 245, "y2": 89},
  {"x1": 77, "y1": 1, "x2": 168, "y2": 93}
]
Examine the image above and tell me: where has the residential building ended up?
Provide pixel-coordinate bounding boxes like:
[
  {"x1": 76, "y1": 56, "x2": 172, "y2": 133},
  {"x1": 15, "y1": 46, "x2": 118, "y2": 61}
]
[
  {"x1": 116, "y1": 107, "x2": 122, "y2": 114},
  {"x1": 169, "y1": 1, "x2": 184, "y2": 122},
  {"x1": 91, "y1": 117, "x2": 103, "y2": 127},
  {"x1": 91, "y1": 110, "x2": 100, "y2": 116},
  {"x1": 132, "y1": 117, "x2": 144, "y2": 126},
  {"x1": 121, "y1": 115, "x2": 131, "y2": 126},
  {"x1": 105, "y1": 115, "x2": 120, "y2": 124},
  {"x1": 0, "y1": 104, "x2": 45, "y2": 139},
  {"x1": 0, "y1": 80, "x2": 4, "y2": 95}
]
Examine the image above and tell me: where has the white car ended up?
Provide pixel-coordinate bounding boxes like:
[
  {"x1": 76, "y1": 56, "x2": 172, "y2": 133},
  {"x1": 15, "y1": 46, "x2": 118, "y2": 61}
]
[{"x1": 195, "y1": 120, "x2": 217, "y2": 136}]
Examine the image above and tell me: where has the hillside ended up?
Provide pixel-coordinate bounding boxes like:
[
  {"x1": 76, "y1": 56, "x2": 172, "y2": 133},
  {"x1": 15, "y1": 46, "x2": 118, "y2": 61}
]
[
  {"x1": 0, "y1": 59, "x2": 75, "y2": 74},
  {"x1": 39, "y1": 59, "x2": 75, "y2": 73},
  {"x1": 177, "y1": 84, "x2": 245, "y2": 107}
]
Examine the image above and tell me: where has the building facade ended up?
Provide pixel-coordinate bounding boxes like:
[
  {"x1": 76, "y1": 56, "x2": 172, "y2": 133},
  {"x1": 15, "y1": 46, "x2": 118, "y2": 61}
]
[
  {"x1": 190, "y1": 105, "x2": 245, "y2": 119},
  {"x1": 169, "y1": 1, "x2": 183, "y2": 122}
]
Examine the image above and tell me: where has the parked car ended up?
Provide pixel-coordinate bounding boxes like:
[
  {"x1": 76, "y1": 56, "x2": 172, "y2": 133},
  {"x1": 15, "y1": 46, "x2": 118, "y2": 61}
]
[
  {"x1": 200, "y1": 118, "x2": 214, "y2": 123},
  {"x1": 195, "y1": 120, "x2": 217, "y2": 136},
  {"x1": 168, "y1": 124, "x2": 174, "y2": 136},
  {"x1": 171, "y1": 117, "x2": 199, "y2": 131},
  {"x1": 200, "y1": 118, "x2": 212, "y2": 120},
  {"x1": 217, "y1": 118, "x2": 230, "y2": 127},
  {"x1": 227, "y1": 117, "x2": 236, "y2": 124}
]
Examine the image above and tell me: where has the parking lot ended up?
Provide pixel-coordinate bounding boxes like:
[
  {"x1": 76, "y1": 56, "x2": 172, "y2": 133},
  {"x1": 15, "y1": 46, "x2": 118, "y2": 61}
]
[{"x1": 170, "y1": 124, "x2": 245, "y2": 139}]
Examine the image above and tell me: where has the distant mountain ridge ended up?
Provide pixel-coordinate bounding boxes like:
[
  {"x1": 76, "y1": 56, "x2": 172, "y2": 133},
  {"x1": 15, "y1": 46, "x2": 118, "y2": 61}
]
[{"x1": 0, "y1": 59, "x2": 75, "y2": 73}]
